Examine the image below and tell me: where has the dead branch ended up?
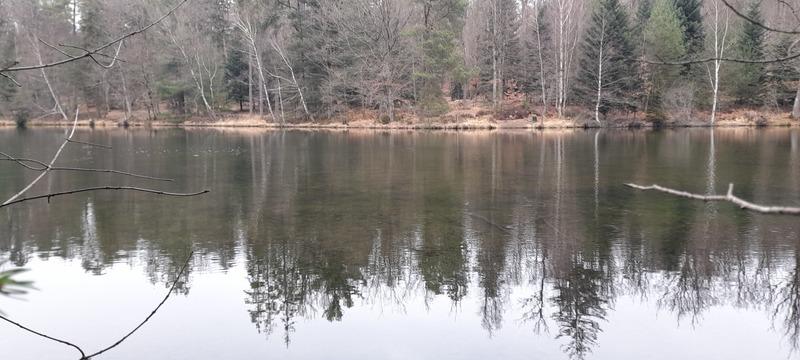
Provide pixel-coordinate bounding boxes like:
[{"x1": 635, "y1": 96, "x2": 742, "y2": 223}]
[
  {"x1": 626, "y1": 183, "x2": 800, "y2": 215},
  {"x1": 0, "y1": 251, "x2": 194, "y2": 360},
  {"x1": 0, "y1": 187, "x2": 209, "y2": 209}
]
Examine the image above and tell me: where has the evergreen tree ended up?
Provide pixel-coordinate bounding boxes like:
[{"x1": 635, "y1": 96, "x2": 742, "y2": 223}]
[
  {"x1": 644, "y1": 0, "x2": 686, "y2": 120},
  {"x1": 415, "y1": 0, "x2": 468, "y2": 116},
  {"x1": 765, "y1": 36, "x2": 800, "y2": 108},
  {"x1": 78, "y1": 0, "x2": 106, "y2": 117},
  {"x1": 574, "y1": 0, "x2": 639, "y2": 121},
  {"x1": 729, "y1": 1, "x2": 767, "y2": 106},
  {"x1": 673, "y1": 0, "x2": 704, "y2": 56},
  {"x1": 225, "y1": 47, "x2": 249, "y2": 111}
]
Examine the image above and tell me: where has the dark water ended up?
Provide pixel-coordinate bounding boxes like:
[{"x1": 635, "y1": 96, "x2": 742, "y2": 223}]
[{"x1": 1, "y1": 128, "x2": 800, "y2": 360}]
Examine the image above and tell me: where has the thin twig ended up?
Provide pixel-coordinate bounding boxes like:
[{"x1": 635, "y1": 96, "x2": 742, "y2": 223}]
[
  {"x1": 721, "y1": 0, "x2": 800, "y2": 35},
  {"x1": 2, "y1": 108, "x2": 79, "y2": 206},
  {"x1": 626, "y1": 183, "x2": 800, "y2": 215},
  {"x1": 0, "y1": 187, "x2": 209, "y2": 209},
  {"x1": 636, "y1": 52, "x2": 800, "y2": 66},
  {"x1": 0, "y1": 154, "x2": 171, "y2": 181},
  {"x1": 49, "y1": 168, "x2": 173, "y2": 182},
  {"x1": 0, "y1": 0, "x2": 190, "y2": 74},
  {"x1": 0, "y1": 71, "x2": 21, "y2": 87},
  {"x1": 84, "y1": 251, "x2": 194, "y2": 359},
  {"x1": 0, "y1": 151, "x2": 48, "y2": 171},
  {"x1": 0, "y1": 315, "x2": 86, "y2": 359},
  {"x1": 66, "y1": 139, "x2": 113, "y2": 150},
  {"x1": 0, "y1": 251, "x2": 195, "y2": 360}
]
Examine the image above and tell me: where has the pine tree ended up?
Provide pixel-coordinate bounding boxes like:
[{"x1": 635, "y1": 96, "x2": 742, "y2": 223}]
[
  {"x1": 673, "y1": 0, "x2": 704, "y2": 56},
  {"x1": 729, "y1": 1, "x2": 767, "y2": 106},
  {"x1": 78, "y1": 0, "x2": 106, "y2": 117},
  {"x1": 644, "y1": 0, "x2": 686, "y2": 120},
  {"x1": 225, "y1": 47, "x2": 249, "y2": 111},
  {"x1": 765, "y1": 36, "x2": 800, "y2": 108},
  {"x1": 574, "y1": 0, "x2": 639, "y2": 122},
  {"x1": 415, "y1": 0, "x2": 468, "y2": 116}
]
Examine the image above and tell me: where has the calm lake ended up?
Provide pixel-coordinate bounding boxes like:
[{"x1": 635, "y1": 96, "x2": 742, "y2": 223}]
[{"x1": 1, "y1": 128, "x2": 800, "y2": 360}]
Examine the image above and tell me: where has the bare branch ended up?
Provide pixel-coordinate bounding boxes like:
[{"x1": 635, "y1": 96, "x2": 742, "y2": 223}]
[
  {"x1": 2, "y1": 108, "x2": 80, "y2": 206},
  {"x1": 0, "y1": 315, "x2": 86, "y2": 359},
  {"x1": 638, "y1": 52, "x2": 800, "y2": 66},
  {"x1": 0, "y1": 152, "x2": 48, "y2": 171},
  {"x1": 0, "y1": 251, "x2": 194, "y2": 360},
  {"x1": 0, "y1": 0, "x2": 190, "y2": 74},
  {"x1": 0, "y1": 71, "x2": 20, "y2": 87},
  {"x1": 0, "y1": 187, "x2": 209, "y2": 209},
  {"x1": 50, "y1": 168, "x2": 173, "y2": 182},
  {"x1": 66, "y1": 139, "x2": 113, "y2": 150},
  {"x1": 85, "y1": 251, "x2": 194, "y2": 359},
  {"x1": 626, "y1": 183, "x2": 800, "y2": 215},
  {"x1": 721, "y1": 0, "x2": 800, "y2": 35}
]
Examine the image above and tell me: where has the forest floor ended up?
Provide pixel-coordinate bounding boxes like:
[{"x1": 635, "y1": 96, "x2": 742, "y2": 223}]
[{"x1": 2, "y1": 99, "x2": 798, "y2": 129}]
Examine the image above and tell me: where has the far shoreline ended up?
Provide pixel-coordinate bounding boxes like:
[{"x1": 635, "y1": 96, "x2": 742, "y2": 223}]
[{"x1": 2, "y1": 119, "x2": 797, "y2": 130}]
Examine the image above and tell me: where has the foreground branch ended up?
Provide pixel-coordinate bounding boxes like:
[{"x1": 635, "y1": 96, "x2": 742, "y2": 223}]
[
  {"x1": 0, "y1": 0, "x2": 190, "y2": 75},
  {"x1": 85, "y1": 251, "x2": 194, "y2": 359},
  {"x1": 637, "y1": 52, "x2": 800, "y2": 65},
  {"x1": 0, "y1": 187, "x2": 209, "y2": 209},
  {"x1": 625, "y1": 183, "x2": 800, "y2": 215},
  {"x1": 0, "y1": 251, "x2": 194, "y2": 360},
  {"x1": 0, "y1": 252, "x2": 194, "y2": 359},
  {"x1": 1, "y1": 108, "x2": 79, "y2": 206}
]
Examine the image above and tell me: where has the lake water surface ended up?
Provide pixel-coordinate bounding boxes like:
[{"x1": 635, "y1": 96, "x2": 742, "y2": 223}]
[{"x1": 1, "y1": 128, "x2": 800, "y2": 360}]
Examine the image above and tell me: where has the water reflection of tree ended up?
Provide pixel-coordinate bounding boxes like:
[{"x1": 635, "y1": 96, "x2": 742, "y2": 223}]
[
  {"x1": 774, "y1": 253, "x2": 800, "y2": 351},
  {"x1": 7, "y1": 130, "x2": 800, "y2": 358},
  {"x1": 551, "y1": 259, "x2": 608, "y2": 360}
]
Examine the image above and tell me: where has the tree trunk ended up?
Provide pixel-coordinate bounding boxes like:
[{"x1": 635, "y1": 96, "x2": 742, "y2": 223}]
[{"x1": 594, "y1": 19, "x2": 605, "y2": 125}]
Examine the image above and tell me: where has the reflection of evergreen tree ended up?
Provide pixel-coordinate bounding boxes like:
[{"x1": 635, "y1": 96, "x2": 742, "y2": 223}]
[
  {"x1": 418, "y1": 179, "x2": 468, "y2": 302},
  {"x1": 314, "y1": 252, "x2": 363, "y2": 322},
  {"x1": 552, "y1": 261, "x2": 608, "y2": 360}
]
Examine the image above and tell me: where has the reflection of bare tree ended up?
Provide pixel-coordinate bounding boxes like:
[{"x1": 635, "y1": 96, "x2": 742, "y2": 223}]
[
  {"x1": 773, "y1": 254, "x2": 800, "y2": 351},
  {"x1": 657, "y1": 254, "x2": 717, "y2": 323},
  {"x1": 520, "y1": 250, "x2": 549, "y2": 334}
]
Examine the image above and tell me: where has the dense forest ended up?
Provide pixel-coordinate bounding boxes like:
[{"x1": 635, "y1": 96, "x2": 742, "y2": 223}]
[{"x1": 1, "y1": 0, "x2": 799, "y2": 126}]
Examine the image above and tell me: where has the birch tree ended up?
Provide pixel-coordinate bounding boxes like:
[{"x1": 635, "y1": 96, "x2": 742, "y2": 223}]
[
  {"x1": 575, "y1": 0, "x2": 638, "y2": 124},
  {"x1": 705, "y1": 0, "x2": 730, "y2": 125}
]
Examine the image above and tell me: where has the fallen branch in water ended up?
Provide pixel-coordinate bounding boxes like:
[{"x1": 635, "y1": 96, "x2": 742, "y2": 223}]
[
  {"x1": 625, "y1": 183, "x2": 800, "y2": 215},
  {"x1": 0, "y1": 251, "x2": 194, "y2": 360},
  {"x1": 0, "y1": 187, "x2": 209, "y2": 209}
]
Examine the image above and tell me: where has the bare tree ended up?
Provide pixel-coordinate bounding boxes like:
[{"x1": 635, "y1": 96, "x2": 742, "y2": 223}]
[{"x1": 232, "y1": 4, "x2": 277, "y2": 122}]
